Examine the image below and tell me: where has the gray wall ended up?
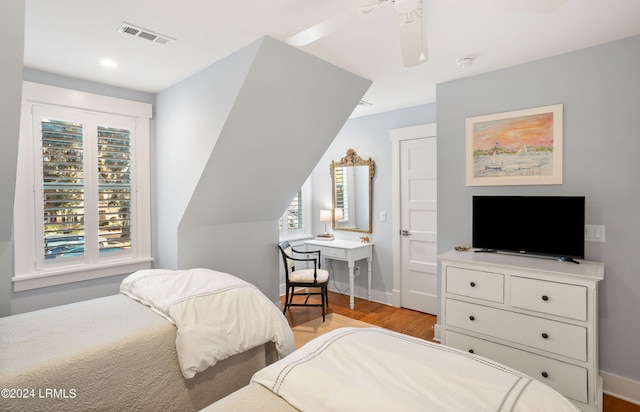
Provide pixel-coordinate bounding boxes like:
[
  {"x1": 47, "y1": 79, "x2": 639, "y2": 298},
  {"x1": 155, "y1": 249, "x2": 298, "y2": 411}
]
[
  {"x1": 156, "y1": 36, "x2": 371, "y2": 303},
  {"x1": 0, "y1": 1, "x2": 25, "y2": 318},
  {"x1": 436, "y1": 35, "x2": 640, "y2": 382},
  {"x1": 309, "y1": 104, "x2": 437, "y2": 301}
]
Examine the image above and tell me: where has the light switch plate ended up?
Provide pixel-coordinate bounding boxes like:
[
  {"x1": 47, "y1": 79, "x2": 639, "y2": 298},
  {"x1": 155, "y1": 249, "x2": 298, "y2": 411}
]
[{"x1": 585, "y1": 225, "x2": 605, "y2": 243}]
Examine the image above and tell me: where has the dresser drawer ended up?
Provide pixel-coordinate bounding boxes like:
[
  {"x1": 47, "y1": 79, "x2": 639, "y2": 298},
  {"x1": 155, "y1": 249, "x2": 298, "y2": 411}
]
[
  {"x1": 445, "y1": 299, "x2": 587, "y2": 361},
  {"x1": 511, "y1": 277, "x2": 587, "y2": 321},
  {"x1": 444, "y1": 330, "x2": 588, "y2": 403},
  {"x1": 446, "y1": 267, "x2": 504, "y2": 303},
  {"x1": 312, "y1": 246, "x2": 346, "y2": 259}
]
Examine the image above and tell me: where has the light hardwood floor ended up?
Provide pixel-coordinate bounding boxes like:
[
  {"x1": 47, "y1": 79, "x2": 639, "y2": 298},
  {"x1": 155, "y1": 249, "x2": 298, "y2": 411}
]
[{"x1": 282, "y1": 290, "x2": 639, "y2": 412}]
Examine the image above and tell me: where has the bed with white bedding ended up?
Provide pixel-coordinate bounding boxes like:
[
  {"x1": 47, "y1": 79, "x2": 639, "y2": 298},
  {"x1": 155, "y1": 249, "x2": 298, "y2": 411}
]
[
  {"x1": 0, "y1": 268, "x2": 294, "y2": 412},
  {"x1": 204, "y1": 327, "x2": 580, "y2": 412}
]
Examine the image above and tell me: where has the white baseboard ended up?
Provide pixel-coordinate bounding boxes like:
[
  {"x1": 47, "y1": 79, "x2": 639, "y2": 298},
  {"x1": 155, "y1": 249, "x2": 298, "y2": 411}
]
[
  {"x1": 601, "y1": 371, "x2": 640, "y2": 405},
  {"x1": 279, "y1": 282, "x2": 393, "y2": 306},
  {"x1": 328, "y1": 280, "x2": 393, "y2": 306}
]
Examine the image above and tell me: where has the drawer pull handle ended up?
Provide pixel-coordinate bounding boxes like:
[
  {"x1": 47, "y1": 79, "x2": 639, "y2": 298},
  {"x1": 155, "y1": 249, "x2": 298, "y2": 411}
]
[
  {"x1": 542, "y1": 333, "x2": 549, "y2": 339},
  {"x1": 541, "y1": 371, "x2": 549, "y2": 378},
  {"x1": 542, "y1": 295, "x2": 549, "y2": 301},
  {"x1": 470, "y1": 282, "x2": 476, "y2": 287},
  {"x1": 468, "y1": 349, "x2": 474, "y2": 354},
  {"x1": 469, "y1": 315, "x2": 475, "y2": 321}
]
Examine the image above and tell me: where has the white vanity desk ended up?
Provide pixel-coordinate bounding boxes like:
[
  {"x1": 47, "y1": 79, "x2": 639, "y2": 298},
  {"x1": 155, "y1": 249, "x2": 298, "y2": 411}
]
[{"x1": 304, "y1": 239, "x2": 373, "y2": 309}]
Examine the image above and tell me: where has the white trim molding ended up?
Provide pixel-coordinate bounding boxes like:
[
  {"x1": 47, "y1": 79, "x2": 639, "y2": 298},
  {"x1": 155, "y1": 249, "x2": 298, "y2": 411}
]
[
  {"x1": 13, "y1": 81, "x2": 153, "y2": 291},
  {"x1": 601, "y1": 371, "x2": 640, "y2": 405}
]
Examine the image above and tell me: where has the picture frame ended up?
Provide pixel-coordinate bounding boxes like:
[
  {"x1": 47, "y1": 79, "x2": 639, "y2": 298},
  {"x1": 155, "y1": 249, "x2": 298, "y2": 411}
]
[{"x1": 466, "y1": 104, "x2": 563, "y2": 186}]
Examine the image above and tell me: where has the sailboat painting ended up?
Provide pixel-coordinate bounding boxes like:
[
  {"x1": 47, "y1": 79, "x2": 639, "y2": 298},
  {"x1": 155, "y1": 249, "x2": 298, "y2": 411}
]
[{"x1": 466, "y1": 104, "x2": 563, "y2": 186}]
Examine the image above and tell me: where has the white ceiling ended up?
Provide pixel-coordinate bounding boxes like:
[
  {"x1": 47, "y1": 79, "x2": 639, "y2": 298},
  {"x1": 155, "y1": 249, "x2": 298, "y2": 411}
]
[{"x1": 24, "y1": 0, "x2": 640, "y2": 118}]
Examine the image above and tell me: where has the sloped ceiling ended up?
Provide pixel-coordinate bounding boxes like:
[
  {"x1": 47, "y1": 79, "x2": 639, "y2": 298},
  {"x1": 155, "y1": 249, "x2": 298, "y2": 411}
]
[
  {"x1": 154, "y1": 36, "x2": 370, "y2": 275},
  {"x1": 180, "y1": 36, "x2": 372, "y2": 229}
]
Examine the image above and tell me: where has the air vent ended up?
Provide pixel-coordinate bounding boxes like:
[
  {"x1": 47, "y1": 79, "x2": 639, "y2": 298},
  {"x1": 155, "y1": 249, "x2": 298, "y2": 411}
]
[{"x1": 117, "y1": 22, "x2": 175, "y2": 45}]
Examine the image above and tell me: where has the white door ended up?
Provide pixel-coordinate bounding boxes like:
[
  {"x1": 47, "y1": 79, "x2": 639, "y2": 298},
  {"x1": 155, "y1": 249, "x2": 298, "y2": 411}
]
[{"x1": 400, "y1": 137, "x2": 438, "y2": 314}]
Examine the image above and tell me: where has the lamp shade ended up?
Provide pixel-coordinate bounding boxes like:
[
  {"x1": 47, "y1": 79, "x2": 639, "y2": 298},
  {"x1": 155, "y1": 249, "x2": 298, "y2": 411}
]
[
  {"x1": 334, "y1": 208, "x2": 344, "y2": 221},
  {"x1": 320, "y1": 209, "x2": 332, "y2": 223}
]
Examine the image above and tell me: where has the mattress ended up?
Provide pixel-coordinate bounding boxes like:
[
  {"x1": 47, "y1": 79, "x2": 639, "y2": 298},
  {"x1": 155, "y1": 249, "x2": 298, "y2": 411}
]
[{"x1": 0, "y1": 294, "x2": 277, "y2": 412}]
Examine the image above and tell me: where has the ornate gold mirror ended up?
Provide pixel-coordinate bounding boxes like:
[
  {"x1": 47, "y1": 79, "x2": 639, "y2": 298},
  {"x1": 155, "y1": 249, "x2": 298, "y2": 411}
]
[{"x1": 330, "y1": 149, "x2": 375, "y2": 234}]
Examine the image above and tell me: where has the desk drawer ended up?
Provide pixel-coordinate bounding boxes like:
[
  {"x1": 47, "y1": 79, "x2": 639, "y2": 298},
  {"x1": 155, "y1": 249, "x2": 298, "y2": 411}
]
[
  {"x1": 312, "y1": 246, "x2": 346, "y2": 259},
  {"x1": 444, "y1": 330, "x2": 588, "y2": 403},
  {"x1": 445, "y1": 299, "x2": 587, "y2": 361},
  {"x1": 511, "y1": 277, "x2": 587, "y2": 321},
  {"x1": 446, "y1": 266, "x2": 504, "y2": 303}
]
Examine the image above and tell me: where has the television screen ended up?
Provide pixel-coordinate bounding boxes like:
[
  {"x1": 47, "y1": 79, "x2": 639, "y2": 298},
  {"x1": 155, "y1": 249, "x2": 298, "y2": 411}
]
[{"x1": 472, "y1": 196, "x2": 585, "y2": 259}]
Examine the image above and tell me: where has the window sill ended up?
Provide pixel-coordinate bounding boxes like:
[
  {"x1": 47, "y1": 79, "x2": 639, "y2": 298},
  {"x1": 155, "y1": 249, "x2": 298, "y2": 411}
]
[
  {"x1": 280, "y1": 234, "x2": 314, "y2": 244},
  {"x1": 12, "y1": 257, "x2": 154, "y2": 292}
]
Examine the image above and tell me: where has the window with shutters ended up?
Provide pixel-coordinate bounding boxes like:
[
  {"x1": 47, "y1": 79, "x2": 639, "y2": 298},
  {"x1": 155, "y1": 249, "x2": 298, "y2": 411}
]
[
  {"x1": 39, "y1": 120, "x2": 135, "y2": 261},
  {"x1": 279, "y1": 178, "x2": 311, "y2": 240},
  {"x1": 282, "y1": 190, "x2": 303, "y2": 230},
  {"x1": 13, "y1": 82, "x2": 152, "y2": 291}
]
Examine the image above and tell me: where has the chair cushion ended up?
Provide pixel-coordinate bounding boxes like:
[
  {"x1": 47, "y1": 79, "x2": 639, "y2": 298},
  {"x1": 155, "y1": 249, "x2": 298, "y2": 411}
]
[{"x1": 289, "y1": 269, "x2": 329, "y2": 283}]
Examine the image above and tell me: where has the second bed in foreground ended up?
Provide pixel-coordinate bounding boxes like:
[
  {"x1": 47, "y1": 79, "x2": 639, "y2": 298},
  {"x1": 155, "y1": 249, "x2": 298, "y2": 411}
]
[{"x1": 204, "y1": 327, "x2": 579, "y2": 412}]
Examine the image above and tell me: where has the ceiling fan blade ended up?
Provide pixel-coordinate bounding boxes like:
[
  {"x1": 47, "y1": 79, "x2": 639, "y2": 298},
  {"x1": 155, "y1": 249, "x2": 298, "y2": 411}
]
[{"x1": 397, "y1": 13, "x2": 427, "y2": 67}]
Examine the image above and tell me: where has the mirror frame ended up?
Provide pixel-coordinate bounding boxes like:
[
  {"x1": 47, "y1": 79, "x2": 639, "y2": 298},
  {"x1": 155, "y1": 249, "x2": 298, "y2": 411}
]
[{"x1": 330, "y1": 148, "x2": 375, "y2": 234}]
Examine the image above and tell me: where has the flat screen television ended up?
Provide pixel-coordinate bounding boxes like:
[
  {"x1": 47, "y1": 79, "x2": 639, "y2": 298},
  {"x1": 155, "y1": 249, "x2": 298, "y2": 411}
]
[{"x1": 472, "y1": 196, "x2": 585, "y2": 260}]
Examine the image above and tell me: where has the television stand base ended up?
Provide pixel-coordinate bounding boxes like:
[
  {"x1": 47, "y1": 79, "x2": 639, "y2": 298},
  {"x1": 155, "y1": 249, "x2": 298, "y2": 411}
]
[
  {"x1": 474, "y1": 249, "x2": 497, "y2": 254},
  {"x1": 556, "y1": 256, "x2": 580, "y2": 264}
]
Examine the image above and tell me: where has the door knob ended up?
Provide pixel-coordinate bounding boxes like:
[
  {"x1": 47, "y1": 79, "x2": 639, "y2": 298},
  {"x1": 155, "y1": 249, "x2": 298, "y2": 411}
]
[{"x1": 401, "y1": 230, "x2": 411, "y2": 236}]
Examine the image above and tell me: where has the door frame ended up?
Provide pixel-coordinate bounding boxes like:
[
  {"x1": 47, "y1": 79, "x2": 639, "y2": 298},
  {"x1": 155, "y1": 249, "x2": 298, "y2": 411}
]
[{"x1": 390, "y1": 123, "x2": 437, "y2": 308}]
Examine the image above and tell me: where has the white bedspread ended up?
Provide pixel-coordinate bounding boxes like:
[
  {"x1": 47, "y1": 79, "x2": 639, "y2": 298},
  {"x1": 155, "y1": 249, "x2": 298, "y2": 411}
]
[
  {"x1": 120, "y1": 268, "x2": 294, "y2": 379},
  {"x1": 252, "y1": 327, "x2": 580, "y2": 412}
]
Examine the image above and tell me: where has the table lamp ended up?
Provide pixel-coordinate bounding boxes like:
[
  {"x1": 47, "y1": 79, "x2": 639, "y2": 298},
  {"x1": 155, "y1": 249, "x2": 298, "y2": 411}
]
[{"x1": 317, "y1": 209, "x2": 334, "y2": 240}]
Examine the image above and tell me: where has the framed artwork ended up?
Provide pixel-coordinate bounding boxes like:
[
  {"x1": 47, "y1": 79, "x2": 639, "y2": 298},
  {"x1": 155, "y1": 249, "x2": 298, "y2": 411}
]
[{"x1": 466, "y1": 104, "x2": 563, "y2": 186}]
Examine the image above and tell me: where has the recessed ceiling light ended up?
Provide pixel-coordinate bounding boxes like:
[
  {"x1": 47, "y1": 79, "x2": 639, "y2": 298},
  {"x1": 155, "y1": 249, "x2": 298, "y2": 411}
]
[{"x1": 100, "y1": 59, "x2": 118, "y2": 68}]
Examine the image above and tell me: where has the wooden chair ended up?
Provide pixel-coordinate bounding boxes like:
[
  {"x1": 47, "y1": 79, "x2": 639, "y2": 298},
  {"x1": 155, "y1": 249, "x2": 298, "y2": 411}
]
[{"x1": 278, "y1": 241, "x2": 329, "y2": 322}]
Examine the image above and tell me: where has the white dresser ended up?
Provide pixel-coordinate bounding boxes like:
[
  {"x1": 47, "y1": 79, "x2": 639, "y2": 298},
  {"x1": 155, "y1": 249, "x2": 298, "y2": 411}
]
[{"x1": 439, "y1": 250, "x2": 604, "y2": 412}]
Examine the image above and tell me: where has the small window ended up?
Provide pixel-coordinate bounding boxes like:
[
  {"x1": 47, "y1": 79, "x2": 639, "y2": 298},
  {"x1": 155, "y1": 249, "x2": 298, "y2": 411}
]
[
  {"x1": 283, "y1": 191, "x2": 303, "y2": 230},
  {"x1": 279, "y1": 178, "x2": 311, "y2": 239}
]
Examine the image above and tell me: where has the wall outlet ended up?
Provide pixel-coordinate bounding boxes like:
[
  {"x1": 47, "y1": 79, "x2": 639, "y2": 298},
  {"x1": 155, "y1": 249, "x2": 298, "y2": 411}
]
[
  {"x1": 354, "y1": 266, "x2": 360, "y2": 276},
  {"x1": 585, "y1": 225, "x2": 605, "y2": 243}
]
